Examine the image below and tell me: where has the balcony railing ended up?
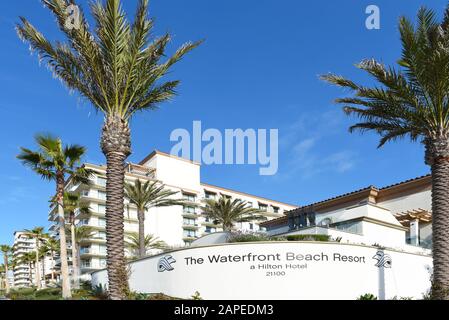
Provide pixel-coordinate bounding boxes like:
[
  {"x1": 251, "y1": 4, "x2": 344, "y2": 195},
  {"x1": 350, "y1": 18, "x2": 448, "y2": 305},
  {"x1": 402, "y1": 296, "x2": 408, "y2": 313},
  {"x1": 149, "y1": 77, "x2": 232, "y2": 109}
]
[{"x1": 126, "y1": 163, "x2": 156, "y2": 179}]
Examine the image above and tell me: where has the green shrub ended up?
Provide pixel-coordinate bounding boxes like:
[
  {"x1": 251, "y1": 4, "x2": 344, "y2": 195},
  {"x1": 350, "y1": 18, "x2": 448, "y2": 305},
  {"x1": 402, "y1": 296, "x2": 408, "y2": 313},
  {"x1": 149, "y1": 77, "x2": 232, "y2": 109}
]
[
  {"x1": 126, "y1": 291, "x2": 150, "y2": 300},
  {"x1": 191, "y1": 291, "x2": 203, "y2": 300},
  {"x1": 228, "y1": 231, "x2": 273, "y2": 243},
  {"x1": 90, "y1": 284, "x2": 109, "y2": 300},
  {"x1": 147, "y1": 293, "x2": 181, "y2": 300},
  {"x1": 285, "y1": 234, "x2": 331, "y2": 242},
  {"x1": 357, "y1": 293, "x2": 377, "y2": 300},
  {"x1": 34, "y1": 288, "x2": 61, "y2": 298}
]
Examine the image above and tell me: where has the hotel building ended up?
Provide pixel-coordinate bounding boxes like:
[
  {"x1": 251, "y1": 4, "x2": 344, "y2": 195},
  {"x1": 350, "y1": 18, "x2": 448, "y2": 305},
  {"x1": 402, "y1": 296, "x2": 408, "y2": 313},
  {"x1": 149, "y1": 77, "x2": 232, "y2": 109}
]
[
  {"x1": 12, "y1": 231, "x2": 53, "y2": 288},
  {"x1": 48, "y1": 150, "x2": 297, "y2": 275},
  {"x1": 261, "y1": 175, "x2": 433, "y2": 253}
]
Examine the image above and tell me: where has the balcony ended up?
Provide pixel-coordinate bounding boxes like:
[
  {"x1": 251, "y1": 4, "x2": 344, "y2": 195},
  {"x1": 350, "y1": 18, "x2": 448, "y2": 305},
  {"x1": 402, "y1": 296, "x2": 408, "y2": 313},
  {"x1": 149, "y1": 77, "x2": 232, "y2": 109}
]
[
  {"x1": 183, "y1": 223, "x2": 200, "y2": 230},
  {"x1": 126, "y1": 163, "x2": 156, "y2": 179},
  {"x1": 182, "y1": 207, "x2": 198, "y2": 218},
  {"x1": 182, "y1": 233, "x2": 198, "y2": 241}
]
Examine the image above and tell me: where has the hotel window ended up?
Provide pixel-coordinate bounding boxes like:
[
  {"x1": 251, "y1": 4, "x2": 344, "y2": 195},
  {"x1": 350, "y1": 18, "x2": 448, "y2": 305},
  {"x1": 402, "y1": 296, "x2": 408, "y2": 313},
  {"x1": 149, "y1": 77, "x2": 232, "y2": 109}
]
[
  {"x1": 97, "y1": 231, "x2": 106, "y2": 240},
  {"x1": 205, "y1": 226, "x2": 216, "y2": 233},
  {"x1": 99, "y1": 259, "x2": 107, "y2": 268},
  {"x1": 81, "y1": 259, "x2": 91, "y2": 268},
  {"x1": 183, "y1": 218, "x2": 196, "y2": 226},
  {"x1": 249, "y1": 223, "x2": 254, "y2": 230},
  {"x1": 80, "y1": 246, "x2": 90, "y2": 254},
  {"x1": 272, "y1": 206, "x2": 280, "y2": 213},
  {"x1": 183, "y1": 193, "x2": 196, "y2": 202},
  {"x1": 334, "y1": 221, "x2": 362, "y2": 235},
  {"x1": 97, "y1": 177, "x2": 107, "y2": 187},
  {"x1": 99, "y1": 245, "x2": 107, "y2": 255},
  {"x1": 77, "y1": 219, "x2": 89, "y2": 227},
  {"x1": 98, "y1": 218, "x2": 106, "y2": 227},
  {"x1": 205, "y1": 191, "x2": 216, "y2": 200},
  {"x1": 98, "y1": 191, "x2": 107, "y2": 200},
  {"x1": 184, "y1": 241, "x2": 192, "y2": 246},
  {"x1": 81, "y1": 190, "x2": 90, "y2": 198},
  {"x1": 258, "y1": 203, "x2": 268, "y2": 212},
  {"x1": 183, "y1": 230, "x2": 197, "y2": 238},
  {"x1": 98, "y1": 204, "x2": 106, "y2": 214},
  {"x1": 183, "y1": 206, "x2": 196, "y2": 214}
]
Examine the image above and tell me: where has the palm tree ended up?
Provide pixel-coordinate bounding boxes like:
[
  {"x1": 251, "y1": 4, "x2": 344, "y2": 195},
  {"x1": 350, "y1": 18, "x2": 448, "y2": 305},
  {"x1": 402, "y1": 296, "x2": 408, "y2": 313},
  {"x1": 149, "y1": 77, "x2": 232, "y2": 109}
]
[
  {"x1": 200, "y1": 196, "x2": 267, "y2": 232},
  {"x1": 44, "y1": 238, "x2": 59, "y2": 282},
  {"x1": 125, "y1": 232, "x2": 166, "y2": 258},
  {"x1": 0, "y1": 264, "x2": 5, "y2": 292},
  {"x1": 124, "y1": 180, "x2": 189, "y2": 258},
  {"x1": 321, "y1": 7, "x2": 449, "y2": 299},
  {"x1": 66, "y1": 225, "x2": 96, "y2": 288},
  {"x1": 23, "y1": 228, "x2": 48, "y2": 290},
  {"x1": 61, "y1": 192, "x2": 90, "y2": 289},
  {"x1": 16, "y1": 0, "x2": 201, "y2": 300},
  {"x1": 0, "y1": 246, "x2": 12, "y2": 294},
  {"x1": 38, "y1": 245, "x2": 50, "y2": 286},
  {"x1": 17, "y1": 134, "x2": 89, "y2": 298},
  {"x1": 18, "y1": 252, "x2": 36, "y2": 287}
]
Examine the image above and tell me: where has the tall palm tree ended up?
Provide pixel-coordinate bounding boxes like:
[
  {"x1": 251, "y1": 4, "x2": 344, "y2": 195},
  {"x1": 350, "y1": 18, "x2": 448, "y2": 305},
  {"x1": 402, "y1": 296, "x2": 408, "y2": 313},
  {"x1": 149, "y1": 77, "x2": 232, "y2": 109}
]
[
  {"x1": 321, "y1": 7, "x2": 449, "y2": 299},
  {"x1": 0, "y1": 246, "x2": 12, "y2": 294},
  {"x1": 16, "y1": 0, "x2": 201, "y2": 300},
  {"x1": 124, "y1": 180, "x2": 188, "y2": 258},
  {"x1": 66, "y1": 225, "x2": 96, "y2": 288},
  {"x1": 61, "y1": 192, "x2": 90, "y2": 289},
  {"x1": 23, "y1": 227, "x2": 48, "y2": 290},
  {"x1": 125, "y1": 232, "x2": 166, "y2": 259},
  {"x1": 44, "y1": 238, "x2": 60, "y2": 282},
  {"x1": 200, "y1": 196, "x2": 267, "y2": 232},
  {"x1": 17, "y1": 134, "x2": 89, "y2": 298}
]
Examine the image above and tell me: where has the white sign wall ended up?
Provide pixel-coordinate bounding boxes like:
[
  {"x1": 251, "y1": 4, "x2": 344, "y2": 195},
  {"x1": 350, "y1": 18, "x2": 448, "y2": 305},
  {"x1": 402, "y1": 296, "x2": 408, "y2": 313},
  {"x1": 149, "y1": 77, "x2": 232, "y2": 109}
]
[{"x1": 91, "y1": 242, "x2": 432, "y2": 300}]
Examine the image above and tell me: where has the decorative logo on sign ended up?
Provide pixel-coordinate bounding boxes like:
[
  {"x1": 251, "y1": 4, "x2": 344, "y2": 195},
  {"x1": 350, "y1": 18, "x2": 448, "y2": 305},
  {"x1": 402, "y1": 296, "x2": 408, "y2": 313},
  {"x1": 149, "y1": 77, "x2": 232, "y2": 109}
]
[
  {"x1": 373, "y1": 251, "x2": 392, "y2": 268},
  {"x1": 158, "y1": 255, "x2": 176, "y2": 272}
]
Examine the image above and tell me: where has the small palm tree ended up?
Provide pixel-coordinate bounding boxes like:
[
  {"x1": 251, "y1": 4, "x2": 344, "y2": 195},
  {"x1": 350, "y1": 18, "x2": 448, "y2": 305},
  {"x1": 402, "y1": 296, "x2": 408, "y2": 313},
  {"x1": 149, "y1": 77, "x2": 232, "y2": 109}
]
[
  {"x1": 125, "y1": 180, "x2": 188, "y2": 258},
  {"x1": 17, "y1": 0, "x2": 201, "y2": 300},
  {"x1": 200, "y1": 195, "x2": 267, "y2": 232},
  {"x1": 38, "y1": 245, "x2": 50, "y2": 286},
  {"x1": 18, "y1": 134, "x2": 89, "y2": 298},
  {"x1": 66, "y1": 225, "x2": 96, "y2": 286},
  {"x1": 125, "y1": 232, "x2": 166, "y2": 259},
  {"x1": 18, "y1": 252, "x2": 36, "y2": 287},
  {"x1": 0, "y1": 264, "x2": 5, "y2": 292},
  {"x1": 321, "y1": 7, "x2": 449, "y2": 299},
  {"x1": 61, "y1": 192, "x2": 90, "y2": 289},
  {"x1": 0, "y1": 246, "x2": 12, "y2": 294},
  {"x1": 23, "y1": 227, "x2": 48, "y2": 289},
  {"x1": 44, "y1": 238, "x2": 60, "y2": 282}
]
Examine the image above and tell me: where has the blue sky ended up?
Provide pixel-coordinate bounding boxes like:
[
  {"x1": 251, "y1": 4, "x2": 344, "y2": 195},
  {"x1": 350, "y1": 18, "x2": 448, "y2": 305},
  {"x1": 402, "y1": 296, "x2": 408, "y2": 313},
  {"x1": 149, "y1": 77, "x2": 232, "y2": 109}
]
[{"x1": 0, "y1": 0, "x2": 446, "y2": 247}]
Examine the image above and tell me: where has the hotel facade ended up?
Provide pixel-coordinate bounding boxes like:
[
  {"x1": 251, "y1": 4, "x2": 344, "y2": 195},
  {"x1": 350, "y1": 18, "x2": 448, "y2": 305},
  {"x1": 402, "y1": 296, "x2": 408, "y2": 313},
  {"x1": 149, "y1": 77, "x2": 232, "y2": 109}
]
[
  {"x1": 48, "y1": 150, "x2": 297, "y2": 275},
  {"x1": 261, "y1": 175, "x2": 432, "y2": 253}
]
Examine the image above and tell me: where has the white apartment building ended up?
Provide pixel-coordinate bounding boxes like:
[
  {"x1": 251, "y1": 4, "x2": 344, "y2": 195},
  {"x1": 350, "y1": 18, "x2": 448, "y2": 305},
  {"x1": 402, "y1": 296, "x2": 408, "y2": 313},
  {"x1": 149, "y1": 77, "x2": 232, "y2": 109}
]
[
  {"x1": 262, "y1": 175, "x2": 433, "y2": 253},
  {"x1": 12, "y1": 231, "x2": 53, "y2": 288},
  {"x1": 49, "y1": 150, "x2": 297, "y2": 275}
]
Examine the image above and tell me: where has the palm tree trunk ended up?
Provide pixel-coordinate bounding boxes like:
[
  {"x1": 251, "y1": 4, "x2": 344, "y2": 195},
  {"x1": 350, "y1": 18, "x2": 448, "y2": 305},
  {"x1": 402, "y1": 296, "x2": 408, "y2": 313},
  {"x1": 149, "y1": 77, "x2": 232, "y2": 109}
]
[
  {"x1": 41, "y1": 253, "x2": 46, "y2": 289},
  {"x1": 56, "y1": 172, "x2": 72, "y2": 299},
  {"x1": 28, "y1": 262, "x2": 32, "y2": 286},
  {"x1": 137, "y1": 210, "x2": 146, "y2": 258},
  {"x1": 34, "y1": 240, "x2": 41, "y2": 290},
  {"x1": 50, "y1": 252, "x2": 55, "y2": 282},
  {"x1": 3, "y1": 254, "x2": 10, "y2": 294},
  {"x1": 430, "y1": 158, "x2": 449, "y2": 299},
  {"x1": 71, "y1": 223, "x2": 79, "y2": 289},
  {"x1": 101, "y1": 116, "x2": 131, "y2": 300}
]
